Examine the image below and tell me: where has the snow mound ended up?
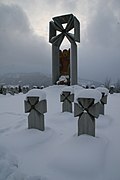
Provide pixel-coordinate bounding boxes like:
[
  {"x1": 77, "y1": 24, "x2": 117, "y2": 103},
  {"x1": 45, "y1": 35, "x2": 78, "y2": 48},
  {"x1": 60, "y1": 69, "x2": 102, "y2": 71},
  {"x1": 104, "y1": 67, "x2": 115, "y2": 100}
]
[
  {"x1": 26, "y1": 89, "x2": 46, "y2": 101},
  {"x1": 75, "y1": 89, "x2": 102, "y2": 103},
  {"x1": 0, "y1": 145, "x2": 47, "y2": 180},
  {"x1": 0, "y1": 145, "x2": 18, "y2": 180},
  {"x1": 0, "y1": 128, "x2": 56, "y2": 153},
  {"x1": 50, "y1": 135, "x2": 107, "y2": 179},
  {"x1": 61, "y1": 86, "x2": 74, "y2": 93},
  {"x1": 96, "y1": 87, "x2": 109, "y2": 95}
]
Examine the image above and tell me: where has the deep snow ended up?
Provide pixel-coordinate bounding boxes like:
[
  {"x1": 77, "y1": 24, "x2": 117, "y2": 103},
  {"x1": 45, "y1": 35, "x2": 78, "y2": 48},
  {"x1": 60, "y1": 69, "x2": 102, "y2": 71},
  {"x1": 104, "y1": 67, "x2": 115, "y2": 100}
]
[{"x1": 0, "y1": 85, "x2": 120, "y2": 180}]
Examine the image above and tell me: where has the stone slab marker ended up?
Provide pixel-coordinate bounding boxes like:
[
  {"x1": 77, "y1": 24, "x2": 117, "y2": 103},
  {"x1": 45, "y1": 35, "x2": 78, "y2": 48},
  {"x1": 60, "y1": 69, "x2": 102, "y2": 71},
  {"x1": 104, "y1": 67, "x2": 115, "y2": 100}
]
[
  {"x1": 60, "y1": 90, "x2": 74, "y2": 112},
  {"x1": 24, "y1": 89, "x2": 47, "y2": 131},
  {"x1": 74, "y1": 89, "x2": 101, "y2": 136}
]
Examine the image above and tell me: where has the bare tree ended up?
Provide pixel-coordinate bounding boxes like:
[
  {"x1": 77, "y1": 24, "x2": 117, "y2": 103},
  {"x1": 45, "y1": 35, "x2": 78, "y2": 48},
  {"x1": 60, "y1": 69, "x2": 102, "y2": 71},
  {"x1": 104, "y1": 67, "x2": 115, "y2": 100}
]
[{"x1": 104, "y1": 77, "x2": 111, "y2": 89}]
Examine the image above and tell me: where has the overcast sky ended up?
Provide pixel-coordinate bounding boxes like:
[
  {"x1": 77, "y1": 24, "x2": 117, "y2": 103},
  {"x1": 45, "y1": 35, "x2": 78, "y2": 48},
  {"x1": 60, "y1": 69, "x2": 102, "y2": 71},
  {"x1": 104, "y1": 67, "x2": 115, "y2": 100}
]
[{"x1": 0, "y1": 0, "x2": 120, "y2": 83}]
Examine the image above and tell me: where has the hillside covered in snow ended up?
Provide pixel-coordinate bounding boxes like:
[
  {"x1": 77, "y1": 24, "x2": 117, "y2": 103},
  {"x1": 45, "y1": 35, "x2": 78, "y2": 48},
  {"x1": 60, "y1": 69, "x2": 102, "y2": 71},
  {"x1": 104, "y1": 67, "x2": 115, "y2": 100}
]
[{"x1": 0, "y1": 85, "x2": 120, "y2": 180}]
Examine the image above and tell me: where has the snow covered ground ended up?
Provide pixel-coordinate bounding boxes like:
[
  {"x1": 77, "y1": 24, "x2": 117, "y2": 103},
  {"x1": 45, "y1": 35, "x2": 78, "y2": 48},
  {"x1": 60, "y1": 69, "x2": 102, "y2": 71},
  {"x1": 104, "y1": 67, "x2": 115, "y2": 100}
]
[{"x1": 0, "y1": 85, "x2": 120, "y2": 180}]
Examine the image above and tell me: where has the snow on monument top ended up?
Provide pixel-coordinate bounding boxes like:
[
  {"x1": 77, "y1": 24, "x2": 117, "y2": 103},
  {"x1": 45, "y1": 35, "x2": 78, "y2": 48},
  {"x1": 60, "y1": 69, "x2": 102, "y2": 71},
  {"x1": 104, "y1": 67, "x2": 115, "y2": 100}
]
[
  {"x1": 96, "y1": 87, "x2": 109, "y2": 95},
  {"x1": 26, "y1": 89, "x2": 46, "y2": 101},
  {"x1": 76, "y1": 89, "x2": 102, "y2": 103}
]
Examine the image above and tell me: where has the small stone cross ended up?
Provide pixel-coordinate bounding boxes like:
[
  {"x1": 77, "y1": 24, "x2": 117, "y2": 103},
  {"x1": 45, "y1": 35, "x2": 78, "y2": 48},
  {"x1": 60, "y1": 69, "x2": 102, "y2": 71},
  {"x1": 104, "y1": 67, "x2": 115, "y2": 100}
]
[
  {"x1": 60, "y1": 91, "x2": 74, "y2": 112},
  {"x1": 24, "y1": 97, "x2": 47, "y2": 131},
  {"x1": 74, "y1": 98, "x2": 100, "y2": 136}
]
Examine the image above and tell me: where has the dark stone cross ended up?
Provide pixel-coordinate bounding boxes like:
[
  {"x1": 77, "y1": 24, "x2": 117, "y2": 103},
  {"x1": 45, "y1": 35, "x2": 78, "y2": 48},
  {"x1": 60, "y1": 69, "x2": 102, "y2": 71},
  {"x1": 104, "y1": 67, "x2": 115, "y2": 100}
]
[
  {"x1": 60, "y1": 91, "x2": 74, "y2": 113},
  {"x1": 74, "y1": 98, "x2": 100, "y2": 136},
  {"x1": 24, "y1": 97, "x2": 47, "y2": 131},
  {"x1": 99, "y1": 93, "x2": 107, "y2": 115}
]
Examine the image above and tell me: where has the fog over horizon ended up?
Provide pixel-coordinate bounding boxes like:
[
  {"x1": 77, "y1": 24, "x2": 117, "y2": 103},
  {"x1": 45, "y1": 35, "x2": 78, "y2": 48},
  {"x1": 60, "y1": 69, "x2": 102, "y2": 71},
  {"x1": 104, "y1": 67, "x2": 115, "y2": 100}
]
[{"x1": 0, "y1": 0, "x2": 120, "y2": 83}]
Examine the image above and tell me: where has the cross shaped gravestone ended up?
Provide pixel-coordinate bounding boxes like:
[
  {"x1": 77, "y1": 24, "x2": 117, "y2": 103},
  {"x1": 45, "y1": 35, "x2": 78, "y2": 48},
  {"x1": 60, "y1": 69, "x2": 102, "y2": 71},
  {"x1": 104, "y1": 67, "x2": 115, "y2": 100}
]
[
  {"x1": 9, "y1": 86, "x2": 14, "y2": 95},
  {"x1": 109, "y1": 85, "x2": 115, "y2": 94},
  {"x1": 90, "y1": 85, "x2": 95, "y2": 89},
  {"x1": 74, "y1": 89, "x2": 101, "y2": 136},
  {"x1": 74, "y1": 98, "x2": 100, "y2": 136},
  {"x1": 60, "y1": 89, "x2": 74, "y2": 113},
  {"x1": 22, "y1": 86, "x2": 29, "y2": 94},
  {"x1": 96, "y1": 87, "x2": 109, "y2": 115},
  {"x1": 14, "y1": 86, "x2": 19, "y2": 94},
  {"x1": 2, "y1": 86, "x2": 7, "y2": 95},
  {"x1": 24, "y1": 90, "x2": 47, "y2": 131}
]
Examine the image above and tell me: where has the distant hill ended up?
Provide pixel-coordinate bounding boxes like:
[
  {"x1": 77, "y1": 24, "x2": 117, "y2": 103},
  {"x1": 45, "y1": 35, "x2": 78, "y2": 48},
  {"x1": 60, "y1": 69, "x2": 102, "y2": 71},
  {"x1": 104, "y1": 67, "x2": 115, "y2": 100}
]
[
  {"x1": 78, "y1": 78, "x2": 102, "y2": 87},
  {"x1": 0, "y1": 72, "x2": 52, "y2": 88},
  {"x1": 0, "y1": 72, "x2": 102, "y2": 88}
]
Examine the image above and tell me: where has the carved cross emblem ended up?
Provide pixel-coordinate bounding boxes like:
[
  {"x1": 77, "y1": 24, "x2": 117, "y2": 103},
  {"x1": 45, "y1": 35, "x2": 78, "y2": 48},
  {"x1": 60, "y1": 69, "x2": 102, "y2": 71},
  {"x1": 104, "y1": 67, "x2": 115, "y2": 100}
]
[
  {"x1": 25, "y1": 97, "x2": 47, "y2": 114},
  {"x1": 60, "y1": 91, "x2": 74, "y2": 103},
  {"x1": 74, "y1": 98, "x2": 100, "y2": 118},
  {"x1": 49, "y1": 14, "x2": 80, "y2": 47},
  {"x1": 74, "y1": 98, "x2": 100, "y2": 136}
]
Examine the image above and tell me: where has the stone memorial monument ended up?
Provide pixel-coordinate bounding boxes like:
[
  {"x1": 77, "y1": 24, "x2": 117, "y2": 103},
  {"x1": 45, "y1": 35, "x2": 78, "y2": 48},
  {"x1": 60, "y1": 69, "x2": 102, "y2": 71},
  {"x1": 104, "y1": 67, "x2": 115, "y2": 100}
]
[
  {"x1": 49, "y1": 14, "x2": 80, "y2": 85},
  {"x1": 24, "y1": 89, "x2": 47, "y2": 131}
]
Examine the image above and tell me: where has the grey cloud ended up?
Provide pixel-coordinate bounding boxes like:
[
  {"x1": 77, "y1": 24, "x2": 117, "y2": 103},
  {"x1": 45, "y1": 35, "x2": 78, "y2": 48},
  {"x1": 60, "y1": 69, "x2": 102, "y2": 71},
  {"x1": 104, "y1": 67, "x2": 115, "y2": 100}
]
[
  {"x1": 0, "y1": 1, "x2": 120, "y2": 83},
  {"x1": 0, "y1": 4, "x2": 51, "y2": 75},
  {"x1": 0, "y1": 4, "x2": 30, "y2": 32},
  {"x1": 78, "y1": 0, "x2": 120, "y2": 82},
  {"x1": 86, "y1": 0, "x2": 120, "y2": 47}
]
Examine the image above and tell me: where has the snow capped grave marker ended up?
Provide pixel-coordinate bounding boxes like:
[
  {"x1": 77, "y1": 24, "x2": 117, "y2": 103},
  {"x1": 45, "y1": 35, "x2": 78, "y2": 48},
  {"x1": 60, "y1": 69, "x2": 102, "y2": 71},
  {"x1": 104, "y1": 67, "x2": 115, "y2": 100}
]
[
  {"x1": 2, "y1": 86, "x2": 7, "y2": 95},
  {"x1": 60, "y1": 86, "x2": 74, "y2": 112},
  {"x1": 109, "y1": 85, "x2": 115, "y2": 94},
  {"x1": 74, "y1": 89, "x2": 101, "y2": 136},
  {"x1": 96, "y1": 87, "x2": 109, "y2": 115},
  {"x1": 14, "y1": 86, "x2": 19, "y2": 94},
  {"x1": 22, "y1": 86, "x2": 29, "y2": 94},
  {"x1": 9, "y1": 86, "x2": 14, "y2": 95},
  {"x1": 90, "y1": 84, "x2": 95, "y2": 89},
  {"x1": 24, "y1": 89, "x2": 47, "y2": 131}
]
